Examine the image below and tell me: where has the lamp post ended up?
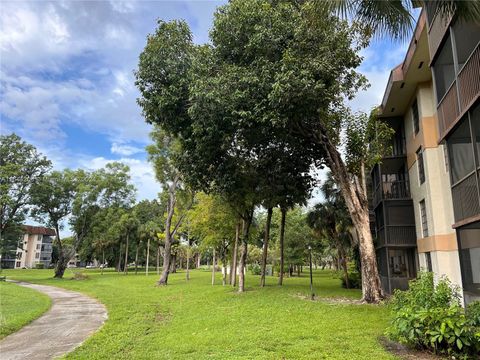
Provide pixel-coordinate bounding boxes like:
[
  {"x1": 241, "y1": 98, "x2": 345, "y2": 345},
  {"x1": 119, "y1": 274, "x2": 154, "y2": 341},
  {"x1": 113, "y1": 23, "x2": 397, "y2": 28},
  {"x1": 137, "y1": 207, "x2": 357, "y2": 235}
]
[{"x1": 308, "y1": 245, "x2": 314, "y2": 300}]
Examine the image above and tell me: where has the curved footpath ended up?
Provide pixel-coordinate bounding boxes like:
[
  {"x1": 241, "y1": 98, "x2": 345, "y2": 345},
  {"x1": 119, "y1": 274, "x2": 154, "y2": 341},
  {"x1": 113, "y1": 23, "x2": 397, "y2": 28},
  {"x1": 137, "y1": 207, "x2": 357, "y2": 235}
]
[{"x1": 0, "y1": 281, "x2": 107, "y2": 360}]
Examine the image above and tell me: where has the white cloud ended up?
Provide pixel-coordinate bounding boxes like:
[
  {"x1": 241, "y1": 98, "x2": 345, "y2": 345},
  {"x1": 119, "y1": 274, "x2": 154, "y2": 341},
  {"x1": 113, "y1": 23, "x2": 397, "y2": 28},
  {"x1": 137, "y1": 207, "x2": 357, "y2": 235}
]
[{"x1": 110, "y1": 142, "x2": 143, "y2": 156}]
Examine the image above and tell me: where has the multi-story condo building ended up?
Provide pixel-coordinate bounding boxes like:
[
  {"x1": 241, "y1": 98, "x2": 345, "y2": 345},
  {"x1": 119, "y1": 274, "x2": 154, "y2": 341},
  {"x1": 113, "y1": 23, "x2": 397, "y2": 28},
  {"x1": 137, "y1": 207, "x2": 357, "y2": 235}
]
[
  {"x1": 14, "y1": 225, "x2": 55, "y2": 269},
  {"x1": 373, "y1": 4, "x2": 479, "y2": 304}
]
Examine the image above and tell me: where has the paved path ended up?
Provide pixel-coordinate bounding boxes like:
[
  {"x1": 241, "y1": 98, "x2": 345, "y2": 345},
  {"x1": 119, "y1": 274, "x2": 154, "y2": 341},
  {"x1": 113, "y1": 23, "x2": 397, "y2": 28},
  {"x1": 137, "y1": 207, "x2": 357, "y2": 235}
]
[{"x1": 0, "y1": 281, "x2": 107, "y2": 360}]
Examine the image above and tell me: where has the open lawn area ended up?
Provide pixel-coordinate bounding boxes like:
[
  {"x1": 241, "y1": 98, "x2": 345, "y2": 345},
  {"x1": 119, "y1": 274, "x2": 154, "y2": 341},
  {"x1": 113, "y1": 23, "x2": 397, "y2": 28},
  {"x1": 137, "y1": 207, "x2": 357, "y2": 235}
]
[
  {"x1": 0, "y1": 281, "x2": 51, "y2": 339},
  {"x1": 1, "y1": 269, "x2": 395, "y2": 359}
]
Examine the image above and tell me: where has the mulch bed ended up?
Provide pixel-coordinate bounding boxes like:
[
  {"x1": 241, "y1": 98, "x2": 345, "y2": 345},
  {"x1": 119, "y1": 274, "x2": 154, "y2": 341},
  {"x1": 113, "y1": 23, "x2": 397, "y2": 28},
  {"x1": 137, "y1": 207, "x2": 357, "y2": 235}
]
[{"x1": 380, "y1": 337, "x2": 446, "y2": 360}]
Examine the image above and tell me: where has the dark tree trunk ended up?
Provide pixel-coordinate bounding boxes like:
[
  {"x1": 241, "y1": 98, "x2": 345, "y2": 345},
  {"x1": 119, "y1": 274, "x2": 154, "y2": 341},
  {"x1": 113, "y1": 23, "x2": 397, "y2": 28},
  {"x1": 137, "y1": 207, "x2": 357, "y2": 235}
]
[
  {"x1": 53, "y1": 224, "x2": 67, "y2": 278},
  {"x1": 231, "y1": 220, "x2": 240, "y2": 286},
  {"x1": 117, "y1": 245, "x2": 123, "y2": 273},
  {"x1": 278, "y1": 208, "x2": 286, "y2": 286},
  {"x1": 135, "y1": 242, "x2": 139, "y2": 275},
  {"x1": 146, "y1": 238, "x2": 150, "y2": 276},
  {"x1": 238, "y1": 213, "x2": 253, "y2": 293},
  {"x1": 101, "y1": 250, "x2": 105, "y2": 275},
  {"x1": 124, "y1": 233, "x2": 129, "y2": 275},
  {"x1": 186, "y1": 245, "x2": 190, "y2": 281},
  {"x1": 211, "y1": 248, "x2": 216, "y2": 286},
  {"x1": 297, "y1": 265, "x2": 300, "y2": 277},
  {"x1": 260, "y1": 207, "x2": 273, "y2": 287},
  {"x1": 170, "y1": 253, "x2": 177, "y2": 273},
  {"x1": 157, "y1": 245, "x2": 161, "y2": 275}
]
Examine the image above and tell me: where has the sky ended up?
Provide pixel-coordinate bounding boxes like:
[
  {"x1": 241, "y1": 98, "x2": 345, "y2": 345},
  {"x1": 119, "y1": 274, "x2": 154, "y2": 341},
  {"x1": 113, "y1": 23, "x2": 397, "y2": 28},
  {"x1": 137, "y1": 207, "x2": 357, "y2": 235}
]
[{"x1": 0, "y1": 0, "x2": 417, "y2": 206}]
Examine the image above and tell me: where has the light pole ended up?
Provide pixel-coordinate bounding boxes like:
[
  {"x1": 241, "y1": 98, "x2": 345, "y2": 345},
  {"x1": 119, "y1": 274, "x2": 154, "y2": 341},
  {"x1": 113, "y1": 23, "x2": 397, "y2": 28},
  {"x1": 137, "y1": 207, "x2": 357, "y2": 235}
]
[{"x1": 308, "y1": 245, "x2": 314, "y2": 300}]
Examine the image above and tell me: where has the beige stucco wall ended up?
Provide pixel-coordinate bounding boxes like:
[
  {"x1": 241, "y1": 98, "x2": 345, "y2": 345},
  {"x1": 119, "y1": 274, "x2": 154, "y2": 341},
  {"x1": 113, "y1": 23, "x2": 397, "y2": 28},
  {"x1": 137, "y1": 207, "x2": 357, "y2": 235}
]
[{"x1": 403, "y1": 83, "x2": 462, "y2": 290}]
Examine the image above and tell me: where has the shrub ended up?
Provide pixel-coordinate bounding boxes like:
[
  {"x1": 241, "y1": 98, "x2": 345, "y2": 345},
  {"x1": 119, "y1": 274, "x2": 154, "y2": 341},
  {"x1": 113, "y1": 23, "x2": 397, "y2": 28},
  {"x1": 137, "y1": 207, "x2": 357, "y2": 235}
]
[
  {"x1": 248, "y1": 263, "x2": 261, "y2": 275},
  {"x1": 387, "y1": 272, "x2": 480, "y2": 358},
  {"x1": 340, "y1": 262, "x2": 361, "y2": 289},
  {"x1": 35, "y1": 263, "x2": 44, "y2": 269}
]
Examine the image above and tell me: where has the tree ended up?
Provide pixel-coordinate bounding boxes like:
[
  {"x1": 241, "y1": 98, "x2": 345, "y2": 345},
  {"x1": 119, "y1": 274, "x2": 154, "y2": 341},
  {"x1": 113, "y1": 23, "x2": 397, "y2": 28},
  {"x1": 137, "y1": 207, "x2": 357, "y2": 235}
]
[
  {"x1": 30, "y1": 170, "x2": 79, "y2": 278},
  {"x1": 308, "y1": 173, "x2": 355, "y2": 288},
  {"x1": 317, "y1": 0, "x2": 480, "y2": 41},
  {"x1": 0, "y1": 134, "x2": 51, "y2": 259},
  {"x1": 117, "y1": 210, "x2": 139, "y2": 275},
  {"x1": 147, "y1": 128, "x2": 194, "y2": 285}
]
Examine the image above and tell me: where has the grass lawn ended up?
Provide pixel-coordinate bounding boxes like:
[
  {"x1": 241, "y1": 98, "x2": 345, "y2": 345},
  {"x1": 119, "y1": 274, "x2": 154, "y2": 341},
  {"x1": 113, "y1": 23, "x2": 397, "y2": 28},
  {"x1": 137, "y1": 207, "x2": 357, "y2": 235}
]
[
  {"x1": 2, "y1": 268, "x2": 395, "y2": 359},
  {"x1": 0, "y1": 280, "x2": 51, "y2": 339}
]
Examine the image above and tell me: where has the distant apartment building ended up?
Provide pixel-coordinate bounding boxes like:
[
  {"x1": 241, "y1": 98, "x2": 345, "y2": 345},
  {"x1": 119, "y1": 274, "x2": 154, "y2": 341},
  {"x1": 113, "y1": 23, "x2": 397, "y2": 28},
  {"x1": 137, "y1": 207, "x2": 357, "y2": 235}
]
[
  {"x1": 13, "y1": 225, "x2": 55, "y2": 269},
  {"x1": 372, "y1": 4, "x2": 479, "y2": 304}
]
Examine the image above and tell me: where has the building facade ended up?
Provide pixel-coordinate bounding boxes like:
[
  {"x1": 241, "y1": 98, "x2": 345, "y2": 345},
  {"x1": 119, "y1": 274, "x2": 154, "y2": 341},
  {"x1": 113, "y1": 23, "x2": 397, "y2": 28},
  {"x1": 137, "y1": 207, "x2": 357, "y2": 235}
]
[
  {"x1": 14, "y1": 225, "x2": 55, "y2": 269},
  {"x1": 373, "y1": 5, "x2": 479, "y2": 304}
]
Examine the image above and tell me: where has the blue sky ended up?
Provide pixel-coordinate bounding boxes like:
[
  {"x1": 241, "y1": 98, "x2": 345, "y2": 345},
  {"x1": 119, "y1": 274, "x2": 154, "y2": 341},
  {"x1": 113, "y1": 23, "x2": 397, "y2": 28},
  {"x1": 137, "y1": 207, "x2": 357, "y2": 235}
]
[{"x1": 0, "y1": 1, "x2": 417, "y2": 203}]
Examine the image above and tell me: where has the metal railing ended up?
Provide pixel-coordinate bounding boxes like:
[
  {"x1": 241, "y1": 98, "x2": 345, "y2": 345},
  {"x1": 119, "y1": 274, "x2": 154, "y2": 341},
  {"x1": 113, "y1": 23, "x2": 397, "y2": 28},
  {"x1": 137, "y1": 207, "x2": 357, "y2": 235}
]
[
  {"x1": 373, "y1": 180, "x2": 411, "y2": 206},
  {"x1": 376, "y1": 225, "x2": 417, "y2": 247},
  {"x1": 458, "y1": 44, "x2": 480, "y2": 112}
]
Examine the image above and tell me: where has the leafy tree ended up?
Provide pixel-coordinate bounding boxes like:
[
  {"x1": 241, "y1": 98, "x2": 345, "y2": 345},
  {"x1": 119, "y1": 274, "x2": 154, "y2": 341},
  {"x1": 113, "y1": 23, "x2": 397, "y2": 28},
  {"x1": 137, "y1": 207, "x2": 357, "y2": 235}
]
[
  {"x1": 30, "y1": 170, "x2": 79, "y2": 278},
  {"x1": 117, "y1": 210, "x2": 140, "y2": 275},
  {"x1": 308, "y1": 173, "x2": 355, "y2": 288},
  {"x1": 0, "y1": 134, "x2": 51, "y2": 259},
  {"x1": 147, "y1": 128, "x2": 194, "y2": 285}
]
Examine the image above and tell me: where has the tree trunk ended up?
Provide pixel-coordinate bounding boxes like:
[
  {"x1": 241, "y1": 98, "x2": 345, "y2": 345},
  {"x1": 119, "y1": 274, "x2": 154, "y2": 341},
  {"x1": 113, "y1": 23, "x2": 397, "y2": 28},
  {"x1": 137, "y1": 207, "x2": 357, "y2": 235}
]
[
  {"x1": 157, "y1": 245, "x2": 161, "y2": 275},
  {"x1": 53, "y1": 224, "x2": 67, "y2": 278},
  {"x1": 124, "y1": 232, "x2": 129, "y2": 275},
  {"x1": 297, "y1": 265, "x2": 300, "y2": 277},
  {"x1": 260, "y1": 207, "x2": 273, "y2": 287},
  {"x1": 170, "y1": 253, "x2": 177, "y2": 273},
  {"x1": 135, "y1": 243, "x2": 139, "y2": 275},
  {"x1": 186, "y1": 246, "x2": 190, "y2": 281},
  {"x1": 158, "y1": 180, "x2": 177, "y2": 285},
  {"x1": 101, "y1": 250, "x2": 105, "y2": 275},
  {"x1": 196, "y1": 253, "x2": 201, "y2": 268},
  {"x1": 117, "y1": 244, "x2": 123, "y2": 273},
  {"x1": 322, "y1": 137, "x2": 383, "y2": 303},
  {"x1": 146, "y1": 238, "x2": 150, "y2": 276},
  {"x1": 211, "y1": 248, "x2": 216, "y2": 286},
  {"x1": 222, "y1": 247, "x2": 227, "y2": 286},
  {"x1": 238, "y1": 214, "x2": 252, "y2": 293},
  {"x1": 278, "y1": 208, "x2": 286, "y2": 286},
  {"x1": 231, "y1": 220, "x2": 240, "y2": 286}
]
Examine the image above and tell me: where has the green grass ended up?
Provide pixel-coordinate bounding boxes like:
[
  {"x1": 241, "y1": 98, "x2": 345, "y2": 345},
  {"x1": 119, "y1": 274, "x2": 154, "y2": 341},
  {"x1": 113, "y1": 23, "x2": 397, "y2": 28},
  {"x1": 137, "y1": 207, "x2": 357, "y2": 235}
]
[
  {"x1": 2, "y1": 268, "x2": 395, "y2": 359},
  {"x1": 0, "y1": 281, "x2": 51, "y2": 339}
]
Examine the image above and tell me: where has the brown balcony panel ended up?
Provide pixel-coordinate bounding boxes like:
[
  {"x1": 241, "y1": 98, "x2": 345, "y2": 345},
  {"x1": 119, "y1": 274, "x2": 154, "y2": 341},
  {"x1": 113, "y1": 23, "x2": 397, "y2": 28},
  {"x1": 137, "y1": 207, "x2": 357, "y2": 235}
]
[
  {"x1": 452, "y1": 172, "x2": 480, "y2": 222},
  {"x1": 387, "y1": 225, "x2": 417, "y2": 246},
  {"x1": 438, "y1": 80, "x2": 459, "y2": 137},
  {"x1": 428, "y1": 13, "x2": 452, "y2": 61},
  {"x1": 458, "y1": 44, "x2": 480, "y2": 112}
]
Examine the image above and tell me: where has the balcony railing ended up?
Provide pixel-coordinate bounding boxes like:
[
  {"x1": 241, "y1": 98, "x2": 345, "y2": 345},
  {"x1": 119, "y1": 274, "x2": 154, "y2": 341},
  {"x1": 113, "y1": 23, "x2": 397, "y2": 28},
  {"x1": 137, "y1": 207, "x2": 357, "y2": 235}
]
[
  {"x1": 373, "y1": 180, "x2": 411, "y2": 206},
  {"x1": 438, "y1": 80, "x2": 460, "y2": 137},
  {"x1": 377, "y1": 225, "x2": 417, "y2": 247},
  {"x1": 452, "y1": 172, "x2": 480, "y2": 222},
  {"x1": 458, "y1": 43, "x2": 480, "y2": 112}
]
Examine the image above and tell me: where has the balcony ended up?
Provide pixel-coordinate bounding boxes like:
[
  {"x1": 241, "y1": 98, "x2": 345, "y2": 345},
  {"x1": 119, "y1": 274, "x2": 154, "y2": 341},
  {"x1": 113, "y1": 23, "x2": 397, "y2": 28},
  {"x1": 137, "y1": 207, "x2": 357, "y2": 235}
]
[
  {"x1": 377, "y1": 225, "x2": 417, "y2": 247},
  {"x1": 438, "y1": 43, "x2": 480, "y2": 140},
  {"x1": 373, "y1": 180, "x2": 411, "y2": 207}
]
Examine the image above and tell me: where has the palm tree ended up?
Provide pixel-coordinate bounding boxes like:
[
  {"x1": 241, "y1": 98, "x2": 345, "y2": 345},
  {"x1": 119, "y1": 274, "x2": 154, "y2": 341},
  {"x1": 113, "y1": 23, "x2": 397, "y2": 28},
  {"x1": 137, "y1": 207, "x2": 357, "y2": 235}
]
[
  {"x1": 308, "y1": 173, "x2": 355, "y2": 289},
  {"x1": 316, "y1": 0, "x2": 480, "y2": 40}
]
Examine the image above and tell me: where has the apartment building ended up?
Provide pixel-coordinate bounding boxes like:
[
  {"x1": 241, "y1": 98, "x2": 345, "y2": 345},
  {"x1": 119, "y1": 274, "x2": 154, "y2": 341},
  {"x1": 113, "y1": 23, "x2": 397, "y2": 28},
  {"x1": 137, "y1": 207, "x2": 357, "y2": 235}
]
[
  {"x1": 14, "y1": 225, "x2": 55, "y2": 269},
  {"x1": 372, "y1": 5, "x2": 479, "y2": 304}
]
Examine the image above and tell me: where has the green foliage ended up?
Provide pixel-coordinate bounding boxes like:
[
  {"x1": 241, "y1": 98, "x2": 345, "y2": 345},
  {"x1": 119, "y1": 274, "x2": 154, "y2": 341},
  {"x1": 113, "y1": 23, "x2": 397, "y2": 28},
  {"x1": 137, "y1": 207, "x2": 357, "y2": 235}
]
[
  {"x1": 0, "y1": 134, "x2": 51, "y2": 253},
  {"x1": 34, "y1": 263, "x2": 45, "y2": 269},
  {"x1": 249, "y1": 263, "x2": 261, "y2": 275},
  {"x1": 387, "y1": 272, "x2": 480, "y2": 357},
  {"x1": 340, "y1": 262, "x2": 361, "y2": 289}
]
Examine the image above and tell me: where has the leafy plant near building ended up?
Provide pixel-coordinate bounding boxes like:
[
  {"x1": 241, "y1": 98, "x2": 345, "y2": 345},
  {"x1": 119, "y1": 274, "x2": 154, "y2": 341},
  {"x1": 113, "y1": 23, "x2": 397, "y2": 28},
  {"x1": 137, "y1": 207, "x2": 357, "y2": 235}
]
[{"x1": 387, "y1": 272, "x2": 480, "y2": 358}]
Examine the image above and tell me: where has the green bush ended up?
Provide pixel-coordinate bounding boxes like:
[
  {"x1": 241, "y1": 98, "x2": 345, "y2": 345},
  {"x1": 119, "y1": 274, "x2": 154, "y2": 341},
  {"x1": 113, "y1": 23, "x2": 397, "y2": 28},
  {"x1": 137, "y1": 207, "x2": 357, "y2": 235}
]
[
  {"x1": 248, "y1": 264, "x2": 261, "y2": 275},
  {"x1": 340, "y1": 262, "x2": 361, "y2": 289},
  {"x1": 34, "y1": 263, "x2": 44, "y2": 269},
  {"x1": 387, "y1": 272, "x2": 480, "y2": 358}
]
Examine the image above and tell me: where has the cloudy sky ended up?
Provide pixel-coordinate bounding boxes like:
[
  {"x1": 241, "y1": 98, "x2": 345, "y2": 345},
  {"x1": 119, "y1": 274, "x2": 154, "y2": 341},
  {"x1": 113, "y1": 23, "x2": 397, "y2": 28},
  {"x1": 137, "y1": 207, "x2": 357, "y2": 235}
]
[{"x1": 0, "y1": 0, "x2": 418, "y2": 203}]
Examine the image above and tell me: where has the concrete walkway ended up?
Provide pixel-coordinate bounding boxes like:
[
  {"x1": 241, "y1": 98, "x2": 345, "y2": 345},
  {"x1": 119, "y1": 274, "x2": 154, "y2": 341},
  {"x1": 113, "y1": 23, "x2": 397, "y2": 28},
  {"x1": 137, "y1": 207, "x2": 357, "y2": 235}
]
[{"x1": 0, "y1": 282, "x2": 107, "y2": 360}]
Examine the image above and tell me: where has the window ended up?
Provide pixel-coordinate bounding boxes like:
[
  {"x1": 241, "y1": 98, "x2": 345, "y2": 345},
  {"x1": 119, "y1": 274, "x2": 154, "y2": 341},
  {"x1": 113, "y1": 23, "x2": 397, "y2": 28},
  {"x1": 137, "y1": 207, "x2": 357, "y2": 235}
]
[
  {"x1": 472, "y1": 105, "x2": 480, "y2": 164},
  {"x1": 417, "y1": 148, "x2": 425, "y2": 184},
  {"x1": 412, "y1": 99, "x2": 420, "y2": 135},
  {"x1": 35, "y1": 253, "x2": 40, "y2": 259},
  {"x1": 448, "y1": 117, "x2": 475, "y2": 183},
  {"x1": 433, "y1": 34, "x2": 455, "y2": 102},
  {"x1": 425, "y1": 252, "x2": 433, "y2": 272},
  {"x1": 420, "y1": 200, "x2": 429, "y2": 238},
  {"x1": 16, "y1": 262, "x2": 21, "y2": 268},
  {"x1": 443, "y1": 144, "x2": 449, "y2": 172},
  {"x1": 36, "y1": 244, "x2": 41, "y2": 250}
]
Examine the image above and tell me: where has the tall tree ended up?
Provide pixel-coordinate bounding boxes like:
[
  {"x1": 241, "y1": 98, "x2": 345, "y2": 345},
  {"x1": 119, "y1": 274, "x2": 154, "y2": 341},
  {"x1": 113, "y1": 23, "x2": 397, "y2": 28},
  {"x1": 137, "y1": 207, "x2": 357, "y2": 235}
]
[
  {"x1": 30, "y1": 170, "x2": 79, "y2": 278},
  {"x1": 147, "y1": 128, "x2": 193, "y2": 285},
  {"x1": 0, "y1": 134, "x2": 51, "y2": 258}
]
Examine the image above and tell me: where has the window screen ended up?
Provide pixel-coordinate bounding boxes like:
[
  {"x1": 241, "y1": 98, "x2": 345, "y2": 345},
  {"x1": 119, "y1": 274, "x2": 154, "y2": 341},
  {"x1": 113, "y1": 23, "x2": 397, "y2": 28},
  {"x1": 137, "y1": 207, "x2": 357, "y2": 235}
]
[
  {"x1": 412, "y1": 99, "x2": 420, "y2": 135},
  {"x1": 433, "y1": 34, "x2": 455, "y2": 102},
  {"x1": 420, "y1": 200, "x2": 428, "y2": 238},
  {"x1": 448, "y1": 117, "x2": 475, "y2": 184},
  {"x1": 417, "y1": 148, "x2": 425, "y2": 184},
  {"x1": 425, "y1": 252, "x2": 433, "y2": 272}
]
